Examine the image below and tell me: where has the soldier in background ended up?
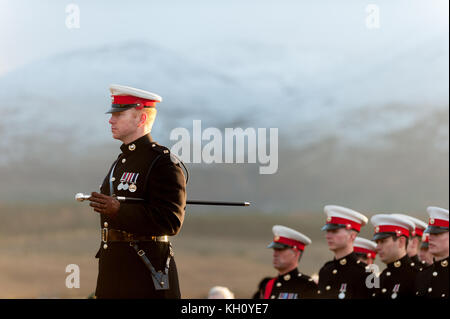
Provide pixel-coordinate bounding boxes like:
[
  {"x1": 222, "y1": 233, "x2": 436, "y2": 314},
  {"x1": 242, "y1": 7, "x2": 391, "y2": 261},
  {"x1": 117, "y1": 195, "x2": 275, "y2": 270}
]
[
  {"x1": 418, "y1": 233, "x2": 433, "y2": 267},
  {"x1": 392, "y1": 214, "x2": 428, "y2": 271},
  {"x1": 257, "y1": 225, "x2": 318, "y2": 299},
  {"x1": 354, "y1": 237, "x2": 377, "y2": 265},
  {"x1": 370, "y1": 214, "x2": 417, "y2": 299},
  {"x1": 415, "y1": 207, "x2": 449, "y2": 298},
  {"x1": 318, "y1": 205, "x2": 370, "y2": 299}
]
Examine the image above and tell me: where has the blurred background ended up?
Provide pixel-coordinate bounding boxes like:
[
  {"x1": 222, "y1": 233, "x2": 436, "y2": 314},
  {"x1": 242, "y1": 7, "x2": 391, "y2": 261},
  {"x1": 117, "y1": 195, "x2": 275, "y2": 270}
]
[{"x1": 0, "y1": 0, "x2": 448, "y2": 298}]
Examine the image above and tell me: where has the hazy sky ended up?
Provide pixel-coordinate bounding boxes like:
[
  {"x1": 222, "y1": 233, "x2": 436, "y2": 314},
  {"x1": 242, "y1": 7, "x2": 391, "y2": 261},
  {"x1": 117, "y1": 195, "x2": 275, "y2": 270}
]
[{"x1": 0, "y1": 0, "x2": 448, "y2": 75}]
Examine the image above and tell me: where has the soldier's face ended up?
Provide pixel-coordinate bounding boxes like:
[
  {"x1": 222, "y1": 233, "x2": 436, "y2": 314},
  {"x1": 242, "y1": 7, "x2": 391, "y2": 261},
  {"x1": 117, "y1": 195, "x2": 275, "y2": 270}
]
[
  {"x1": 375, "y1": 236, "x2": 403, "y2": 264},
  {"x1": 429, "y1": 231, "x2": 449, "y2": 257},
  {"x1": 325, "y1": 228, "x2": 352, "y2": 251},
  {"x1": 419, "y1": 247, "x2": 433, "y2": 265},
  {"x1": 108, "y1": 109, "x2": 141, "y2": 141},
  {"x1": 272, "y1": 248, "x2": 298, "y2": 272}
]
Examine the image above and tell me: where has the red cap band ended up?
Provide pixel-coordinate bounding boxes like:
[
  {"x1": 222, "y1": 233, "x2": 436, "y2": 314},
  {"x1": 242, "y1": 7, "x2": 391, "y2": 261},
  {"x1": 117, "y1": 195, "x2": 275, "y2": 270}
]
[
  {"x1": 354, "y1": 247, "x2": 377, "y2": 258},
  {"x1": 275, "y1": 236, "x2": 305, "y2": 251},
  {"x1": 375, "y1": 225, "x2": 410, "y2": 237},
  {"x1": 327, "y1": 217, "x2": 362, "y2": 232},
  {"x1": 112, "y1": 95, "x2": 157, "y2": 107},
  {"x1": 429, "y1": 218, "x2": 449, "y2": 228},
  {"x1": 413, "y1": 227, "x2": 424, "y2": 237}
]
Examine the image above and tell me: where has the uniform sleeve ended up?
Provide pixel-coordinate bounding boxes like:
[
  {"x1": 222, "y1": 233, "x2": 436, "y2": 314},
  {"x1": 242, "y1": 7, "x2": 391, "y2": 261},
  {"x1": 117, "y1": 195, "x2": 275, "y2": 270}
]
[{"x1": 114, "y1": 154, "x2": 187, "y2": 236}]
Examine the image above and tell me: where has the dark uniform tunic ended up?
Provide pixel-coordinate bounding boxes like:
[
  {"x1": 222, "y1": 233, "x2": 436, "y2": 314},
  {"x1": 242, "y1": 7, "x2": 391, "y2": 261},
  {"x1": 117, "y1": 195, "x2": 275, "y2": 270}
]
[
  {"x1": 410, "y1": 254, "x2": 425, "y2": 272},
  {"x1": 95, "y1": 133, "x2": 186, "y2": 299},
  {"x1": 261, "y1": 268, "x2": 318, "y2": 299},
  {"x1": 415, "y1": 256, "x2": 449, "y2": 299},
  {"x1": 318, "y1": 252, "x2": 370, "y2": 299},
  {"x1": 372, "y1": 254, "x2": 418, "y2": 299}
]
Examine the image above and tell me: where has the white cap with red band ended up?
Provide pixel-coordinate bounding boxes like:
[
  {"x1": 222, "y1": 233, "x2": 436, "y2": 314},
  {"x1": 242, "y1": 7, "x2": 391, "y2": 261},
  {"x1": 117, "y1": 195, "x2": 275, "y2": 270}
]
[
  {"x1": 425, "y1": 206, "x2": 449, "y2": 234},
  {"x1": 391, "y1": 214, "x2": 427, "y2": 237},
  {"x1": 107, "y1": 84, "x2": 162, "y2": 113},
  {"x1": 354, "y1": 237, "x2": 377, "y2": 259},
  {"x1": 370, "y1": 214, "x2": 415, "y2": 241},
  {"x1": 322, "y1": 205, "x2": 368, "y2": 232},
  {"x1": 268, "y1": 225, "x2": 311, "y2": 251}
]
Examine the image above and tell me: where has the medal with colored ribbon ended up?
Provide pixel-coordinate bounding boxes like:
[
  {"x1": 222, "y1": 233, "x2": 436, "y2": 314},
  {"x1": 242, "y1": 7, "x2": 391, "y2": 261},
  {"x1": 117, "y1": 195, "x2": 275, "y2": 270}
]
[
  {"x1": 391, "y1": 284, "x2": 400, "y2": 299},
  {"x1": 123, "y1": 172, "x2": 133, "y2": 191},
  {"x1": 129, "y1": 173, "x2": 139, "y2": 193},
  {"x1": 117, "y1": 172, "x2": 126, "y2": 191},
  {"x1": 338, "y1": 283, "x2": 347, "y2": 299}
]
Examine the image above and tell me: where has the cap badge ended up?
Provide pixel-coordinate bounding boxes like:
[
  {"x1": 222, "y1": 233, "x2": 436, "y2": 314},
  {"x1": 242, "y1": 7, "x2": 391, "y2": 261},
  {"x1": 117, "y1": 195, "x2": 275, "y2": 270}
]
[
  {"x1": 375, "y1": 226, "x2": 380, "y2": 233},
  {"x1": 346, "y1": 224, "x2": 352, "y2": 230},
  {"x1": 367, "y1": 253, "x2": 372, "y2": 258},
  {"x1": 274, "y1": 236, "x2": 280, "y2": 242},
  {"x1": 430, "y1": 218, "x2": 435, "y2": 225},
  {"x1": 394, "y1": 261, "x2": 401, "y2": 268},
  {"x1": 395, "y1": 230, "x2": 401, "y2": 237},
  {"x1": 340, "y1": 258, "x2": 347, "y2": 266},
  {"x1": 327, "y1": 217, "x2": 332, "y2": 222}
]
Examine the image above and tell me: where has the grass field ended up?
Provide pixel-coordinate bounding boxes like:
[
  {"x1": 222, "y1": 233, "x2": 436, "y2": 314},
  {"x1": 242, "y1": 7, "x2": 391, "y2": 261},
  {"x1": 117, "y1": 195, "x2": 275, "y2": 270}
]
[{"x1": 0, "y1": 202, "x2": 390, "y2": 298}]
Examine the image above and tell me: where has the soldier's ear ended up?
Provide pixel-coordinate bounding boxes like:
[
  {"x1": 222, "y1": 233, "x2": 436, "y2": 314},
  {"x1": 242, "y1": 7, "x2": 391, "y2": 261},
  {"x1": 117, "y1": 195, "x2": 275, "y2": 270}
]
[{"x1": 139, "y1": 111, "x2": 148, "y2": 127}]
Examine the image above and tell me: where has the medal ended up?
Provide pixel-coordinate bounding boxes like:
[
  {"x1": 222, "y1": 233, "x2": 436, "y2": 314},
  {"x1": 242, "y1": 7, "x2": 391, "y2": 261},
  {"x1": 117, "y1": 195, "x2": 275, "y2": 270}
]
[
  {"x1": 123, "y1": 172, "x2": 131, "y2": 191},
  {"x1": 117, "y1": 172, "x2": 126, "y2": 191},
  {"x1": 391, "y1": 284, "x2": 400, "y2": 299},
  {"x1": 129, "y1": 173, "x2": 139, "y2": 193},
  {"x1": 338, "y1": 283, "x2": 347, "y2": 299}
]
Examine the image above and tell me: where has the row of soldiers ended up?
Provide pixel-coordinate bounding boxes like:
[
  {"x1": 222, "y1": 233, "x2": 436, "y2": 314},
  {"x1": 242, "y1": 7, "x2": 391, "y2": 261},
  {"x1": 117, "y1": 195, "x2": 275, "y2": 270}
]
[{"x1": 253, "y1": 205, "x2": 449, "y2": 299}]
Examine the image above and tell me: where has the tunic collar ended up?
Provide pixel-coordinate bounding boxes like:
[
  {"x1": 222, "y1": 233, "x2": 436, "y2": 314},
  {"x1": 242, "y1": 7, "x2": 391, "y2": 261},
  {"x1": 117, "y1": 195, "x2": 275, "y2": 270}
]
[{"x1": 120, "y1": 133, "x2": 154, "y2": 154}]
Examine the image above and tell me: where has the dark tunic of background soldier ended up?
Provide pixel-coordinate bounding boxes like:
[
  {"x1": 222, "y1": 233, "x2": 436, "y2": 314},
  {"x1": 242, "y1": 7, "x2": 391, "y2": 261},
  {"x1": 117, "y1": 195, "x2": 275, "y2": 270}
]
[
  {"x1": 257, "y1": 225, "x2": 318, "y2": 299},
  {"x1": 393, "y1": 213, "x2": 428, "y2": 271},
  {"x1": 370, "y1": 214, "x2": 418, "y2": 299},
  {"x1": 318, "y1": 205, "x2": 371, "y2": 299},
  {"x1": 89, "y1": 85, "x2": 186, "y2": 298},
  {"x1": 415, "y1": 206, "x2": 449, "y2": 298}
]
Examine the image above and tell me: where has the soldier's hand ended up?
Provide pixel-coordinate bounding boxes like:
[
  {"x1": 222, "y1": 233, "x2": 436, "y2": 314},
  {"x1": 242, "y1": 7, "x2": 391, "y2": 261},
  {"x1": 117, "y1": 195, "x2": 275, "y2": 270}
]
[{"x1": 89, "y1": 192, "x2": 120, "y2": 217}]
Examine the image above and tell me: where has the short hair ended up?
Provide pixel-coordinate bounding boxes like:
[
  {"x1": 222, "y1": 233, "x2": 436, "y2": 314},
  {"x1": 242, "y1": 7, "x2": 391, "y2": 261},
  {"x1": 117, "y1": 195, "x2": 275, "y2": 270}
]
[
  {"x1": 132, "y1": 107, "x2": 157, "y2": 132},
  {"x1": 392, "y1": 235, "x2": 409, "y2": 250}
]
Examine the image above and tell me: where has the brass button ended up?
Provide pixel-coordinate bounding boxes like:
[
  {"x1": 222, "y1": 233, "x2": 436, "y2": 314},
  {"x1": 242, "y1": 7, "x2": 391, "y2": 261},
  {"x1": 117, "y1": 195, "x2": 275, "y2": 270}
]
[
  {"x1": 386, "y1": 272, "x2": 391, "y2": 277},
  {"x1": 410, "y1": 262, "x2": 415, "y2": 267},
  {"x1": 428, "y1": 288, "x2": 432, "y2": 293},
  {"x1": 110, "y1": 177, "x2": 115, "y2": 182},
  {"x1": 382, "y1": 288, "x2": 387, "y2": 293},
  {"x1": 442, "y1": 294, "x2": 446, "y2": 298},
  {"x1": 276, "y1": 282, "x2": 282, "y2": 287},
  {"x1": 152, "y1": 144, "x2": 156, "y2": 148},
  {"x1": 284, "y1": 274, "x2": 291, "y2": 281},
  {"x1": 340, "y1": 258, "x2": 347, "y2": 266},
  {"x1": 332, "y1": 269, "x2": 338, "y2": 275},
  {"x1": 298, "y1": 273, "x2": 302, "y2": 277},
  {"x1": 128, "y1": 144, "x2": 136, "y2": 151},
  {"x1": 394, "y1": 261, "x2": 401, "y2": 268},
  {"x1": 441, "y1": 260, "x2": 448, "y2": 267},
  {"x1": 121, "y1": 158, "x2": 126, "y2": 163},
  {"x1": 326, "y1": 285, "x2": 331, "y2": 291},
  {"x1": 433, "y1": 272, "x2": 438, "y2": 277},
  {"x1": 270, "y1": 295, "x2": 275, "y2": 299}
]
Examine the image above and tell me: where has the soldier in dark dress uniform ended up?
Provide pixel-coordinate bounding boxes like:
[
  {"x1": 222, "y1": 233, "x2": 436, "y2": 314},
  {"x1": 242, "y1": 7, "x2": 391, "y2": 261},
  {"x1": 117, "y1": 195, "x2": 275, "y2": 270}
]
[
  {"x1": 88, "y1": 84, "x2": 186, "y2": 299},
  {"x1": 418, "y1": 233, "x2": 433, "y2": 267},
  {"x1": 257, "y1": 225, "x2": 318, "y2": 299},
  {"x1": 392, "y1": 214, "x2": 428, "y2": 271},
  {"x1": 370, "y1": 214, "x2": 418, "y2": 299},
  {"x1": 318, "y1": 205, "x2": 371, "y2": 299},
  {"x1": 415, "y1": 206, "x2": 449, "y2": 298}
]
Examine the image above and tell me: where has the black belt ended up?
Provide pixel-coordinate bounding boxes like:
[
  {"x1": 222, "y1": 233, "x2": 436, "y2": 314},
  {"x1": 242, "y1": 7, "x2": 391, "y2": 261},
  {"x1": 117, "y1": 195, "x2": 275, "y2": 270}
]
[{"x1": 102, "y1": 228, "x2": 169, "y2": 243}]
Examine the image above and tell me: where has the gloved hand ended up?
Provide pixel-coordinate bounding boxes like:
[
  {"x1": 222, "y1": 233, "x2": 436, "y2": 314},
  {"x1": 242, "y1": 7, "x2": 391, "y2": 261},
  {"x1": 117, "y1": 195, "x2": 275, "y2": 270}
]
[{"x1": 89, "y1": 192, "x2": 120, "y2": 217}]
